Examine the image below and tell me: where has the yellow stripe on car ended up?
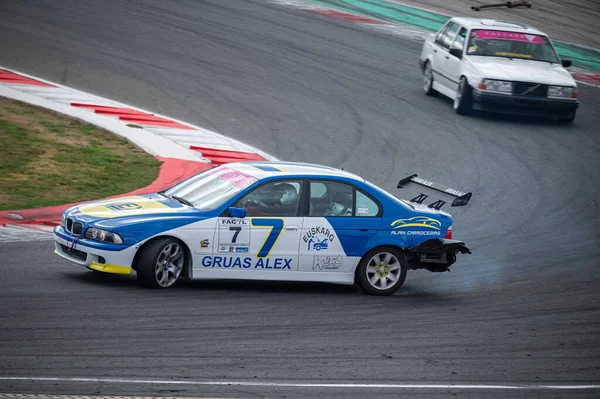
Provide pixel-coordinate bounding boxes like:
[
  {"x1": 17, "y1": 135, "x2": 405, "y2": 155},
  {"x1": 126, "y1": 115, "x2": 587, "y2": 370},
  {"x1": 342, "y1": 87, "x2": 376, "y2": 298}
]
[
  {"x1": 89, "y1": 263, "x2": 132, "y2": 275},
  {"x1": 79, "y1": 195, "x2": 171, "y2": 218}
]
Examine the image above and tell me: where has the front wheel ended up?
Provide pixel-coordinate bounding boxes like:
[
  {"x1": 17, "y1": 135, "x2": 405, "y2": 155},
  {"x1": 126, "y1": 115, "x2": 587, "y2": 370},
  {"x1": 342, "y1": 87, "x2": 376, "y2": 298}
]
[
  {"x1": 423, "y1": 61, "x2": 437, "y2": 96},
  {"x1": 135, "y1": 237, "x2": 186, "y2": 288},
  {"x1": 454, "y1": 77, "x2": 472, "y2": 115},
  {"x1": 355, "y1": 247, "x2": 408, "y2": 296}
]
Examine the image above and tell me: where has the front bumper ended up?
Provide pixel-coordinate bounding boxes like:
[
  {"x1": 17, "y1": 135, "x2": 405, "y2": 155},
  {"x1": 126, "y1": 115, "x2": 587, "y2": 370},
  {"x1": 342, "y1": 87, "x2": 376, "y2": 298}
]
[
  {"x1": 472, "y1": 90, "x2": 578, "y2": 118},
  {"x1": 53, "y1": 226, "x2": 135, "y2": 274}
]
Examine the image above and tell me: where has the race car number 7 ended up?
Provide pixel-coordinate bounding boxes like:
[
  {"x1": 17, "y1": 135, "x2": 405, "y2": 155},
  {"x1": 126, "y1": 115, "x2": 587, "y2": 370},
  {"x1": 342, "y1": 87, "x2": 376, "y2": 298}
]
[
  {"x1": 251, "y1": 218, "x2": 284, "y2": 257},
  {"x1": 229, "y1": 226, "x2": 241, "y2": 243}
]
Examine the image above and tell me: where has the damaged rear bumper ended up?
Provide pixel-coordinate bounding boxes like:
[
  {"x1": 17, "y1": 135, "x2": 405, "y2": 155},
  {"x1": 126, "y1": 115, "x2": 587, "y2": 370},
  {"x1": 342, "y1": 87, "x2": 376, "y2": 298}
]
[{"x1": 407, "y1": 238, "x2": 471, "y2": 272}]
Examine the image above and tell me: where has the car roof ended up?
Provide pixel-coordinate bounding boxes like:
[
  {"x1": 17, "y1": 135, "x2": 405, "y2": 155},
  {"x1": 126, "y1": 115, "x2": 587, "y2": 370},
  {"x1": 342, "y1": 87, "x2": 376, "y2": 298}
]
[
  {"x1": 450, "y1": 17, "x2": 545, "y2": 35},
  {"x1": 227, "y1": 161, "x2": 365, "y2": 182}
]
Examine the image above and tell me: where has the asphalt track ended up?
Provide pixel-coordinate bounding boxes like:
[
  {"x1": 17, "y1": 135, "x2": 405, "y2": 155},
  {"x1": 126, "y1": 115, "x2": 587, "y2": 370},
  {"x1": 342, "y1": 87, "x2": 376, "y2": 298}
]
[{"x1": 0, "y1": 0, "x2": 599, "y2": 398}]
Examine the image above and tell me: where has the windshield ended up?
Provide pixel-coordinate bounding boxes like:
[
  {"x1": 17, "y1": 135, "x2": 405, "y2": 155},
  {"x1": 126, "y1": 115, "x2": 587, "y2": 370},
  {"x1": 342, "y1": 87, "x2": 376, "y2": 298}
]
[
  {"x1": 467, "y1": 30, "x2": 559, "y2": 63},
  {"x1": 163, "y1": 166, "x2": 257, "y2": 210}
]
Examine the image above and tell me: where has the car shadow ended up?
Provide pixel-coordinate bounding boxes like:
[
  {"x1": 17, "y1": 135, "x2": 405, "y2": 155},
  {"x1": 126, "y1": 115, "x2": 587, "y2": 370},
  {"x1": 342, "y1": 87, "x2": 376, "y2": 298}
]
[
  {"x1": 62, "y1": 269, "x2": 450, "y2": 300},
  {"x1": 436, "y1": 96, "x2": 576, "y2": 127}
]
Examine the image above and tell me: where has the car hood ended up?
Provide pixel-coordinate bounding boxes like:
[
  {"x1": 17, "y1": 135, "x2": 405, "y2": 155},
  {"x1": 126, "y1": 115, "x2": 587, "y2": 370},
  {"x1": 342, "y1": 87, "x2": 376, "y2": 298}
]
[
  {"x1": 67, "y1": 194, "x2": 201, "y2": 223},
  {"x1": 467, "y1": 57, "x2": 576, "y2": 86}
]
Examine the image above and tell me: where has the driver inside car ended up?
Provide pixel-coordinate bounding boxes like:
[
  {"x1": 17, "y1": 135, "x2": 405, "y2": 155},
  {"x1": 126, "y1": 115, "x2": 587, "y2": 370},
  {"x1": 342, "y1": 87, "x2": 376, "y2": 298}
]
[{"x1": 239, "y1": 182, "x2": 299, "y2": 216}]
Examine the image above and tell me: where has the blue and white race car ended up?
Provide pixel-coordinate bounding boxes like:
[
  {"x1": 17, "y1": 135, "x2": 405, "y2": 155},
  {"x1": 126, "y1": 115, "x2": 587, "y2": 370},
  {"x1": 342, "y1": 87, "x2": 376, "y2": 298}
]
[{"x1": 54, "y1": 162, "x2": 472, "y2": 295}]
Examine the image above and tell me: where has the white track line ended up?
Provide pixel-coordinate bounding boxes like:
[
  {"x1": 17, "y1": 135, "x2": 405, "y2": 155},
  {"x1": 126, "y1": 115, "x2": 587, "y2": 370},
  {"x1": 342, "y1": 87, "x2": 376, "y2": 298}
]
[{"x1": 0, "y1": 376, "x2": 598, "y2": 390}]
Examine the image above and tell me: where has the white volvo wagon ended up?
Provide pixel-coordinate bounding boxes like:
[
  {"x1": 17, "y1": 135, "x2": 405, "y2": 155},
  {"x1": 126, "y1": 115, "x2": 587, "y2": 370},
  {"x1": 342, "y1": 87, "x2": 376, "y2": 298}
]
[{"x1": 419, "y1": 18, "x2": 579, "y2": 122}]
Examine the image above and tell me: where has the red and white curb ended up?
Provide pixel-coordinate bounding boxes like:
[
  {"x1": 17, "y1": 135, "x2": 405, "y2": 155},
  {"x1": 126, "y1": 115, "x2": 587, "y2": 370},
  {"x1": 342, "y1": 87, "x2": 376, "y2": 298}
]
[
  {"x1": 0, "y1": 67, "x2": 278, "y2": 242},
  {"x1": 269, "y1": 0, "x2": 600, "y2": 88},
  {"x1": 270, "y1": 0, "x2": 427, "y2": 41},
  {"x1": 0, "y1": 67, "x2": 278, "y2": 162}
]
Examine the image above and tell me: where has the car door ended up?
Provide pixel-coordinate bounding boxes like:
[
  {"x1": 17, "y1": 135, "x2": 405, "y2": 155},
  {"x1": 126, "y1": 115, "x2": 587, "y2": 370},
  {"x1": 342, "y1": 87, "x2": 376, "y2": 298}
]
[
  {"x1": 445, "y1": 27, "x2": 468, "y2": 93},
  {"x1": 433, "y1": 22, "x2": 461, "y2": 90},
  {"x1": 300, "y1": 180, "x2": 382, "y2": 273},
  {"x1": 210, "y1": 179, "x2": 303, "y2": 273}
]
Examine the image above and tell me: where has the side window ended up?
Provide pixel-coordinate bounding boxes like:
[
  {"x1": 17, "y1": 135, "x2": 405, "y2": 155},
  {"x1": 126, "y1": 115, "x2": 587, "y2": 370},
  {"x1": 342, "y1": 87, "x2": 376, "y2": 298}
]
[
  {"x1": 434, "y1": 24, "x2": 450, "y2": 46},
  {"x1": 355, "y1": 191, "x2": 380, "y2": 217},
  {"x1": 452, "y1": 27, "x2": 467, "y2": 51},
  {"x1": 309, "y1": 181, "x2": 354, "y2": 217},
  {"x1": 441, "y1": 23, "x2": 460, "y2": 49},
  {"x1": 233, "y1": 180, "x2": 302, "y2": 217}
]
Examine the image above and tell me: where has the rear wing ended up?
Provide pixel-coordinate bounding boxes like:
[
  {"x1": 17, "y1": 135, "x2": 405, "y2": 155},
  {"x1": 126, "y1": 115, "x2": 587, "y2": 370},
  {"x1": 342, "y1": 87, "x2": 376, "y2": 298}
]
[
  {"x1": 397, "y1": 174, "x2": 472, "y2": 210},
  {"x1": 471, "y1": 1, "x2": 532, "y2": 11}
]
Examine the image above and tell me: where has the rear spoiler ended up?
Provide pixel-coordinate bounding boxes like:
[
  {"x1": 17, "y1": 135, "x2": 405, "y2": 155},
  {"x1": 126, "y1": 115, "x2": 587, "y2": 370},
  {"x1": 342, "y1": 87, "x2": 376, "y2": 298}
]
[
  {"x1": 397, "y1": 174, "x2": 472, "y2": 210},
  {"x1": 471, "y1": 1, "x2": 532, "y2": 11}
]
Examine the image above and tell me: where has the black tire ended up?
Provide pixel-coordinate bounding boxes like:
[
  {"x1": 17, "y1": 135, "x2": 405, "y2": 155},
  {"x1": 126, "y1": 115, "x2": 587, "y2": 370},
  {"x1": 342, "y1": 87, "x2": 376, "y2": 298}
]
[
  {"x1": 135, "y1": 237, "x2": 187, "y2": 289},
  {"x1": 454, "y1": 77, "x2": 473, "y2": 115},
  {"x1": 558, "y1": 110, "x2": 576, "y2": 124},
  {"x1": 423, "y1": 61, "x2": 438, "y2": 96},
  {"x1": 355, "y1": 246, "x2": 408, "y2": 296}
]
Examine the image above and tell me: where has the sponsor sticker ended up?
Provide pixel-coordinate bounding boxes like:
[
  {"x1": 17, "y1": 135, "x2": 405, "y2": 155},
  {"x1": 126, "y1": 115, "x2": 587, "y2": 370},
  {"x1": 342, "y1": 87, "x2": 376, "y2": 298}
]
[
  {"x1": 200, "y1": 239, "x2": 210, "y2": 248},
  {"x1": 303, "y1": 226, "x2": 335, "y2": 251},
  {"x1": 390, "y1": 216, "x2": 441, "y2": 230},
  {"x1": 312, "y1": 255, "x2": 342, "y2": 271},
  {"x1": 391, "y1": 230, "x2": 441, "y2": 236},
  {"x1": 201, "y1": 256, "x2": 292, "y2": 270}
]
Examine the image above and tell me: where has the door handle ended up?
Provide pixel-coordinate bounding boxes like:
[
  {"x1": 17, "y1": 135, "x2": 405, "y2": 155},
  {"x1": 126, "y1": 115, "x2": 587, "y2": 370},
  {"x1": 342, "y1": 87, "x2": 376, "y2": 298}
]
[
  {"x1": 445, "y1": 55, "x2": 449, "y2": 59},
  {"x1": 359, "y1": 228, "x2": 370, "y2": 232},
  {"x1": 433, "y1": 49, "x2": 438, "y2": 53},
  {"x1": 285, "y1": 225, "x2": 299, "y2": 231}
]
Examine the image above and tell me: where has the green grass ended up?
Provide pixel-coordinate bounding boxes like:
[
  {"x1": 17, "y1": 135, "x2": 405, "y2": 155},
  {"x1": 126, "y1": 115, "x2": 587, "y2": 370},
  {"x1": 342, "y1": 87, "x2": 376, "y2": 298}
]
[{"x1": 0, "y1": 97, "x2": 161, "y2": 210}]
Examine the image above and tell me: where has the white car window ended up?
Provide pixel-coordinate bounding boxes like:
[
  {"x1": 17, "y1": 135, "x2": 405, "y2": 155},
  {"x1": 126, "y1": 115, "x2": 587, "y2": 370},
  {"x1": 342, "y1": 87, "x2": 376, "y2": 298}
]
[
  {"x1": 441, "y1": 23, "x2": 460, "y2": 49},
  {"x1": 435, "y1": 23, "x2": 450, "y2": 46},
  {"x1": 234, "y1": 180, "x2": 302, "y2": 217},
  {"x1": 164, "y1": 166, "x2": 257, "y2": 210},
  {"x1": 452, "y1": 27, "x2": 467, "y2": 51},
  {"x1": 309, "y1": 181, "x2": 353, "y2": 217},
  {"x1": 355, "y1": 191, "x2": 380, "y2": 217},
  {"x1": 466, "y1": 30, "x2": 559, "y2": 63}
]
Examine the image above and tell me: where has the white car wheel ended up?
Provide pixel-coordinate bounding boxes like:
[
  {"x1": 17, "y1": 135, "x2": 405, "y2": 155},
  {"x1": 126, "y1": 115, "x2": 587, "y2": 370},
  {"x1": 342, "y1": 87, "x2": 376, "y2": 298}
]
[{"x1": 423, "y1": 62, "x2": 437, "y2": 96}]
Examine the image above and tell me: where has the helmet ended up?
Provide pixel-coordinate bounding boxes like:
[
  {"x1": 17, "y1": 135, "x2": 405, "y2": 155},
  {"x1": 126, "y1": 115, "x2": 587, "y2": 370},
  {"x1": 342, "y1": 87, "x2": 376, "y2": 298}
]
[
  {"x1": 248, "y1": 182, "x2": 298, "y2": 206},
  {"x1": 275, "y1": 183, "x2": 299, "y2": 205}
]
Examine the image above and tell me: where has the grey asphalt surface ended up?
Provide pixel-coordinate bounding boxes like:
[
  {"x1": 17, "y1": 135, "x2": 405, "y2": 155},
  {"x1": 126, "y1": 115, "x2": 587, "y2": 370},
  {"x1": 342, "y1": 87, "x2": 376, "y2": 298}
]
[
  {"x1": 0, "y1": 0, "x2": 599, "y2": 398},
  {"x1": 388, "y1": 0, "x2": 600, "y2": 49}
]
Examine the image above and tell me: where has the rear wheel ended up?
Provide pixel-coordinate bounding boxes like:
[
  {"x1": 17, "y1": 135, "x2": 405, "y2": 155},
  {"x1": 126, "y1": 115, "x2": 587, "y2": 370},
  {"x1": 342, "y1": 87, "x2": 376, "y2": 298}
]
[
  {"x1": 356, "y1": 246, "x2": 408, "y2": 296},
  {"x1": 454, "y1": 77, "x2": 472, "y2": 115},
  {"x1": 135, "y1": 237, "x2": 186, "y2": 288},
  {"x1": 423, "y1": 61, "x2": 437, "y2": 96}
]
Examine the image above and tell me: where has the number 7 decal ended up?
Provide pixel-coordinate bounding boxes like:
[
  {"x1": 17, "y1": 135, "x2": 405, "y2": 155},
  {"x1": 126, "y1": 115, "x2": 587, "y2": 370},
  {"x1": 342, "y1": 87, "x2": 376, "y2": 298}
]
[
  {"x1": 229, "y1": 226, "x2": 241, "y2": 243},
  {"x1": 251, "y1": 218, "x2": 285, "y2": 257}
]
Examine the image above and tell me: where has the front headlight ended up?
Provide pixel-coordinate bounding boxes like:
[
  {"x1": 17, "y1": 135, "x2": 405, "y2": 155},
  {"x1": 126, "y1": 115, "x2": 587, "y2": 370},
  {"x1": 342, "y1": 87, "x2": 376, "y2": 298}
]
[
  {"x1": 479, "y1": 79, "x2": 513, "y2": 94},
  {"x1": 85, "y1": 227, "x2": 123, "y2": 244},
  {"x1": 548, "y1": 86, "x2": 576, "y2": 98}
]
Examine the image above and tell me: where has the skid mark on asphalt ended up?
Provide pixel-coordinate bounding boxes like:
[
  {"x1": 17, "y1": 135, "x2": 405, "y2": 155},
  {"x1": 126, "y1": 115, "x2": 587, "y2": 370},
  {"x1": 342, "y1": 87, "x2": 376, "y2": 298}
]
[
  {"x1": 0, "y1": 226, "x2": 53, "y2": 243},
  {"x1": 269, "y1": 0, "x2": 600, "y2": 87}
]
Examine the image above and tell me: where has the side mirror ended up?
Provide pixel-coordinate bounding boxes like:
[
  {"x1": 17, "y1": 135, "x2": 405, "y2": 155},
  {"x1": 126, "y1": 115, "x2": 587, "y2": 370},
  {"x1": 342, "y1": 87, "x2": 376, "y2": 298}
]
[
  {"x1": 449, "y1": 47, "x2": 463, "y2": 59},
  {"x1": 561, "y1": 59, "x2": 572, "y2": 68},
  {"x1": 228, "y1": 207, "x2": 246, "y2": 219}
]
